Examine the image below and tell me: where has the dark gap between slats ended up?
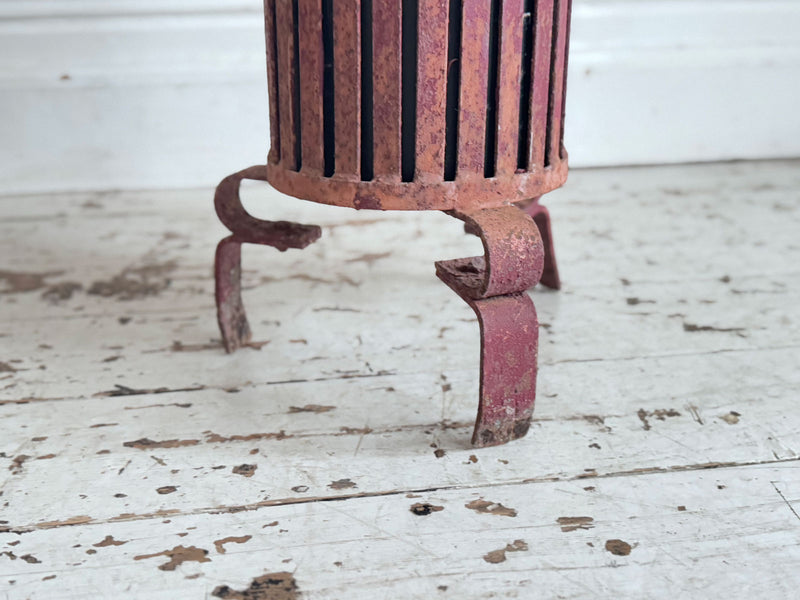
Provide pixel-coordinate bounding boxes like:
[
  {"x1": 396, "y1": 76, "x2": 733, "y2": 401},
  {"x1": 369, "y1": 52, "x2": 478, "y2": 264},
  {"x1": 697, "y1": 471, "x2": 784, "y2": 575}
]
[
  {"x1": 443, "y1": 0, "x2": 463, "y2": 182},
  {"x1": 559, "y1": 0, "x2": 572, "y2": 160},
  {"x1": 484, "y1": 0, "x2": 502, "y2": 178},
  {"x1": 544, "y1": 0, "x2": 560, "y2": 168},
  {"x1": 516, "y1": 0, "x2": 534, "y2": 170},
  {"x1": 360, "y1": 0, "x2": 374, "y2": 181},
  {"x1": 322, "y1": 0, "x2": 335, "y2": 176},
  {"x1": 292, "y1": 0, "x2": 302, "y2": 171},
  {"x1": 269, "y1": 0, "x2": 281, "y2": 162},
  {"x1": 401, "y1": 0, "x2": 419, "y2": 183}
]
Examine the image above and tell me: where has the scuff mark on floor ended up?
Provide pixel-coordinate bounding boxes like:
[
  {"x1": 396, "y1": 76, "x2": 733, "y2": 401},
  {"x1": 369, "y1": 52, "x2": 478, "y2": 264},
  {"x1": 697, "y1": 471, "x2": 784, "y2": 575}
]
[
  {"x1": 88, "y1": 261, "x2": 177, "y2": 301},
  {"x1": 0, "y1": 269, "x2": 64, "y2": 294},
  {"x1": 328, "y1": 479, "x2": 356, "y2": 490},
  {"x1": 123, "y1": 438, "x2": 200, "y2": 450},
  {"x1": 288, "y1": 404, "x2": 336, "y2": 414},
  {"x1": 637, "y1": 408, "x2": 681, "y2": 431}
]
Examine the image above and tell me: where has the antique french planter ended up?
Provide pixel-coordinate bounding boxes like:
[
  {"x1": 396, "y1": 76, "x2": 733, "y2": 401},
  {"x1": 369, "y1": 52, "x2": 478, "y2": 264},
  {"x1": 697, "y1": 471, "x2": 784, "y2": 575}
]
[{"x1": 214, "y1": 0, "x2": 572, "y2": 447}]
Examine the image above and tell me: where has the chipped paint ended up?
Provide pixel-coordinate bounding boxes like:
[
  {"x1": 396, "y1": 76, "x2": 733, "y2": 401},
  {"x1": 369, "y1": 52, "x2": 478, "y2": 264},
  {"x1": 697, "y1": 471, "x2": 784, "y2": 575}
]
[
  {"x1": 328, "y1": 479, "x2": 356, "y2": 490},
  {"x1": 213, "y1": 535, "x2": 253, "y2": 554},
  {"x1": 287, "y1": 404, "x2": 336, "y2": 413},
  {"x1": 123, "y1": 438, "x2": 200, "y2": 450},
  {"x1": 557, "y1": 516, "x2": 594, "y2": 532},
  {"x1": 410, "y1": 503, "x2": 444, "y2": 516},
  {"x1": 0, "y1": 269, "x2": 64, "y2": 294},
  {"x1": 134, "y1": 545, "x2": 211, "y2": 571},
  {"x1": 94, "y1": 535, "x2": 128, "y2": 547},
  {"x1": 232, "y1": 464, "x2": 258, "y2": 478},
  {"x1": 605, "y1": 539, "x2": 632, "y2": 556},
  {"x1": 212, "y1": 572, "x2": 299, "y2": 600},
  {"x1": 483, "y1": 540, "x2": 528, "y2": 564},
  {"x1": 465, "y1": 499, "x2": 517, "y2": 517},
  {"x1": 88, "y1": 261, "x2": 177, "y2": 301}
]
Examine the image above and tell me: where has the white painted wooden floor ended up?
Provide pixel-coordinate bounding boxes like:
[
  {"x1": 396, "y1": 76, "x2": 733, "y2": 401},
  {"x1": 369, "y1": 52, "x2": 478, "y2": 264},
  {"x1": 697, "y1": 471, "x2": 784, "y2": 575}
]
[{"x1": 1, "y1": 160, "x2": 799, "y2": 599}]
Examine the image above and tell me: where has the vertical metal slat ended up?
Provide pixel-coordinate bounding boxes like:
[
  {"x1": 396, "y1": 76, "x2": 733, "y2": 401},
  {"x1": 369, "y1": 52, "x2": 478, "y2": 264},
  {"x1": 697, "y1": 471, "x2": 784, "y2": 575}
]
[
  {"x1": 457, "y1": 0, "x2": 491, "y2": 176},
  {"x1": 414, "y1": 0, "x2": 448, "y2": 180},
  {"x1": 265, "y1": 0, "x2": 281, "y2": 164},
  {"x1": 547, "y1": 0, "x2": 569, "y2": 166},
  {"x1": 297, "y1": 0, "x2": 325, "y2": 174},
  {"x1": 528, "y1": 0, "x2": 553, "y2": 169},
  {"x1": 495, "y1": 0, "x2": 525, "y2": 176},
  {"x1": 275, "y1": 0, "x2": 300, "y2": 171},
  {"x1": 333, "y1": 0, "x2": 361, "y2": 177},
  {"x1": 372, "y1": 0, "x2": 403, "y2": 178}
]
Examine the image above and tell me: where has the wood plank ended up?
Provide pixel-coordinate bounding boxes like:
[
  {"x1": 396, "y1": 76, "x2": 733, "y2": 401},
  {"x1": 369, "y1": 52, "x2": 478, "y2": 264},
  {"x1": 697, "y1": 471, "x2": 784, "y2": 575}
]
[
  {"x1": 2, "y1": 341, "x2": 799, "y2": 524},
  {"x1": 2, "y1": 160, "x2": 800, "y2": 598},
  {"x1": 0, "y1": 162, "x2": 798, "y2": 403},
  {"x1": 2, "y1": 464, "x2": 799, "y2": 598}
]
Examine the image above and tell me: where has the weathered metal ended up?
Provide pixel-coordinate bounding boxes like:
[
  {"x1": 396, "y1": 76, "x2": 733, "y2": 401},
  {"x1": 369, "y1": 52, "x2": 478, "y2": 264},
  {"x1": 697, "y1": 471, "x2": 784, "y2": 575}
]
[
  {"x1": 436, "y1": 207, "x2": 544, "y2": 446},
  {"x1": 214, "y1": 0, "x2": 572, "y2": 446},
  {"x1": 214, "y1": 166, "x2": 321, "y2": 353}
]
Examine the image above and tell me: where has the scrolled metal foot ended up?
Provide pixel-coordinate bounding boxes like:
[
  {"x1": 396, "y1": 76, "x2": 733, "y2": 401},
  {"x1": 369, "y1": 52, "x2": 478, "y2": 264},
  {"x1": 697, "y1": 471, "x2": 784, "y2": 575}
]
[
  {"x1": 214, "y1": 165, "x2": 322, "y2": 353},
  {"x1": 519, "y1": 198, "x2": 561, "y2": 290},
  {"x1": 436, "y1": 206, "x2": 545, "y2": 447}
]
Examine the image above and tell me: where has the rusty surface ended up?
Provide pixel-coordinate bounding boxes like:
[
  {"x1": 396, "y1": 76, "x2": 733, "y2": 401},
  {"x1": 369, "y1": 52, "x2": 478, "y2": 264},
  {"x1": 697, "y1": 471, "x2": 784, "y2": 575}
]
[
  {"x1": 548, "y1": 0, "x2": 571, "y2": 165},
  {"x1": 414, "y1": 0, "x2": 449, "y2": 180},
  {"x1": 530, "y1": 0, "x2": 554, "y2": 169},
  {"x1": 436, "y1": 205, "x2": 544, "y2": 299},
  {"x1": 436, "y1": 206, "x2": 544, "y2": 447},
  {"x1": 262, "y1": 0, "x2": 570, "y2": 210},
  {"x1": 214, "y1": 2, "x2": 574, "y2": 446},
  {"x1": 371, "y1": 0, "x2": 402, "y2": 179},
  {"x1": 495, "y1": 0, "x2": 525, "y2": 176},
  {"x1": 275, "y1": 0, "x2": 299, "y2": 171},
  {"x1": 266, "y1": 161, "x2": 568, "y2": 211},
  {"x1": 264, "y1": 0, "x2": 281, "y2": 164},
  {"x1": 298, "y1": 0, "x2": 325, "y2": 174},
  {"x1": 333, "y1": 0, "x2": 361, "y2": 176},
  {"x1": 522, "y1": 199, "x2": 561, "y2": 290},
  {"x1": 456, "y1": 1, "x2": 491, "y2": 176},
  {"x1": 214, "y1": 166, "x2": 321, "y2": 352}
]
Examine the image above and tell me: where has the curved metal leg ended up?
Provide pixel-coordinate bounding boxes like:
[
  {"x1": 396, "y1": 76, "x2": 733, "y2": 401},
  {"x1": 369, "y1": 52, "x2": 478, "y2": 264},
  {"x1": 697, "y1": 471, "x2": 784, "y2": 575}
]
[
  {"x1": 519, "y1": 198, "x2": 561, "y2": 290},
  {"x1": 214, "y1": 166, "x2": 322, "y2": 353},
  {"x1": 436, "y1": 206, "x2": 545, "y2": 447}
]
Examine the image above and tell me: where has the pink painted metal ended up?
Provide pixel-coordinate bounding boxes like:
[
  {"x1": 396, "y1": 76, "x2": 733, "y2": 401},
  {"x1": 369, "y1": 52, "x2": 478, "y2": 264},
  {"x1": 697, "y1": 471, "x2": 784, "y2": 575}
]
[{"x1": 214, "y1": 0, "x2": 573, "y2": 447}]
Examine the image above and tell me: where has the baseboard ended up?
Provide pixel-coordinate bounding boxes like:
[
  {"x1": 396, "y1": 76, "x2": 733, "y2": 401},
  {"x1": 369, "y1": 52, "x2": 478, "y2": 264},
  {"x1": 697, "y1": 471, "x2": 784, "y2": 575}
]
[{"x1": 1, "y1": 0, "x2": 798, "y2": 194}]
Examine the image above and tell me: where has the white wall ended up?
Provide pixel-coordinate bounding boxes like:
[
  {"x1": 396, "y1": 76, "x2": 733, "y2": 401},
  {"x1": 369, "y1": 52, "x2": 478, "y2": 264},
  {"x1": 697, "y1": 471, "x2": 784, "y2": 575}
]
[{"x1": 0, "y1": 0, "x2": 798, "y2": 195}]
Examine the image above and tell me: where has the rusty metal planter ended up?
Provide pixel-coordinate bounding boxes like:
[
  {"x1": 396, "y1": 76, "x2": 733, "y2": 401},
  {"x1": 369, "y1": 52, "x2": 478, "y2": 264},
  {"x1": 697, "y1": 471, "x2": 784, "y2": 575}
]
[{"x1": 214, "y1": 0, "x2": 572, "y2": 447}]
